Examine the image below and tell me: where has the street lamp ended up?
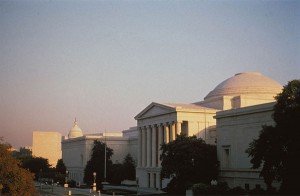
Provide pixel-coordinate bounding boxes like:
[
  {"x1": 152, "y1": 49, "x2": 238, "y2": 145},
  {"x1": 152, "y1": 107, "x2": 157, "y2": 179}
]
[
  {"x1": 93, "y1": 172, "x2": 97, "y2": 193},
  {"x1": 64, "y1": 171, "x2": 68, "y2": 195}
]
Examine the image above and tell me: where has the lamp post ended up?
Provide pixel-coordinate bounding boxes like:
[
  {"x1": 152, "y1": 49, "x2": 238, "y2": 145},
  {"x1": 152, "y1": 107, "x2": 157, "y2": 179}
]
[
  {"x1": 64, "y1": 171, "x2": 68, "y2": 195},
  {"x1": 93, "y1": 172, "x2": 97, "y2": 193}
]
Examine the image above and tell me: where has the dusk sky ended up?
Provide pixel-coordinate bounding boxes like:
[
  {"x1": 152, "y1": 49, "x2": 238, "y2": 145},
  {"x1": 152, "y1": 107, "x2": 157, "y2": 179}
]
[{"x1": 0, "y1": 0, "x2": 299, "y2": 149}]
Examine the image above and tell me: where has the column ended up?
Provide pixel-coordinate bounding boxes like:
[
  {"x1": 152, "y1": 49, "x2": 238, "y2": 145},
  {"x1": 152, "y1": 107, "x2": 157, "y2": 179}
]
[
  {"x1": 158, "y1": 124, "x2": 164, "y2": 166},
  {"x1": 164, "y1": 123, "x2": 169, "y2": 143},
  {"x1": 176, "y1": 121, "x2": 182, "y2": 136},
  {"x1": 170, "y1": 122, "x2": 175, "y2": 141},
  {"x1": 142, "y1": 127, "x2": 147, "y2": 167},
  {"x1": 138, "y1": 127, "x2": 142, "y2": 167},
  {"x1": 156, "y1": 172, "x2": 161, "y2": 189},
  {"x1": 151, "y1": 125, "x2": 157, "y2": 167},
  {"x1": 146, "y1": 126, "x2": 152, "y2": 167},
  {"x1": 150, "y1": 173, "x2": 154, "y2": 188}
]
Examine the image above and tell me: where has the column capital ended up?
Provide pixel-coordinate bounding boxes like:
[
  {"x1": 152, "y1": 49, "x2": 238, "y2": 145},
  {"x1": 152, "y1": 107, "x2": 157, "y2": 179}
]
[{"x1": 169, "y1": 121, "x2": 175, "y2": 125}]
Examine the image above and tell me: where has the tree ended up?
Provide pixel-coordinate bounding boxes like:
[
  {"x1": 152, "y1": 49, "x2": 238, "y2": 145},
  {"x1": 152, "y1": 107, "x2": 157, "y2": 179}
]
[
  {"x1": 246, "y1": 80, "x2": 300, "y2": 194},
  {"x1": 121, "y1": 154, "x2": 136, "y2": 181},
  {"x1": 55, "y1": 159, "x2": 67, "y2": 185},
  {"x1": 55, "y1": 159, "x2": 66, "y2": 174},
  {"x1": 108, "y1": 154, "x2": 136, "y2": 184},
  {"x1": 0, "y1": 138, "x2": 37, "y2": 195},
  {"x1": 160, "y1": 134, "x2": 218, "y2": 194},
  {"x1": 84, "y1": 140, "x2": 113, "y2": 190},
  {"x1": 20, "y1": 156, "x2": 51, "y2": 180}
]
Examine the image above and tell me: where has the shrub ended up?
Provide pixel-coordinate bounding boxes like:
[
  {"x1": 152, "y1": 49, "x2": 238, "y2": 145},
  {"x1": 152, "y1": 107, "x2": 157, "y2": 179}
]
[
  {"x1": 192, "y1": 183, "x2": 209, "y2": 195},
  {"x1": 192, "y1": 182, "x2": 229, "y2": 195},
  {"x1": 224, "y1": 186, "x2": 246, "y2": 195},
  {"x1": 68, "y1": 180, "x2": 76, "y2": 188}
]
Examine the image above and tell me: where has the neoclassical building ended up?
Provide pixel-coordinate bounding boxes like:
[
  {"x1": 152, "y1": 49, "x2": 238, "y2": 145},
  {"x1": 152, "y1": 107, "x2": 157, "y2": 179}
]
[
  {"x1": 61, "y1": 120, "x2": 137, "y2": 183},
  {"x1": 135, "y1": 72, "x2": 282, "y2": 190}
]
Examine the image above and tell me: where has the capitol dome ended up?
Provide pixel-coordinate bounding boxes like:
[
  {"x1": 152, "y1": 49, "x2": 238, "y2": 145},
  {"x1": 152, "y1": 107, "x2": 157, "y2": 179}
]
[
  {"x1": 204, "y1": 72, "x2": 282, "y2": 100},
  {"x1": 68, "y1": 118, "x2": 83, "y2": 139}
]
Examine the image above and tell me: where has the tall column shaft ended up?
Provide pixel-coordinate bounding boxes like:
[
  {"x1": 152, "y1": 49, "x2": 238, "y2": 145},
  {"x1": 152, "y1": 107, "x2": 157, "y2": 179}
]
[
  {"x1": 142, "y1": 127, "x2": 147, "y2": 167},
  {"x1": 138, "y1": 127, "x2": 142, "y2": 167},
  {"x1": 156, "y1": 172, "x2": 161, "y2": 189},
  {"x1": 176, "y1": 121, "x2": 182, "y2": 136},
  {"x1": 150, "y1": 173, "x2": 154, "y2": 188},
  {"x1": 151, "y1": 125, "x2": 157, "y2": 167},
  {"x1": 164, "y1": 124, "x2": 169, "y2": 143},
  {"x1": 158, "y1": 124, "x2": 163, "y2": 166},
  {"x1": 170, "y1": 122, "x2": 175, "y2": 141},
  {"x1": 146, "y1": 126, "x2": 152, "y2": 167}
]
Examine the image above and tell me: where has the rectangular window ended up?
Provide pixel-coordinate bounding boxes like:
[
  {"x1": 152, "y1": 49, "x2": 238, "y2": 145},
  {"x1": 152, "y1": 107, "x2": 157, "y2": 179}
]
[
  {"x1": 182, "y1": 121, "x2": 188, "y2": 136},
  {"x1": 245, "y1": 184, "x2": 249, "y2": 191},
  {"x1": 255, "y1": 184, "x2": 261, "y2": 189},
  {"x1": 222, "y1": 146, "x2": 230, "y2": 168},
  {"x1": 153, "y1": 173, "x2": 156, "y2": 188},
  {"x1": 148, "y1": 173, "x2": 151, "y2": 188}
]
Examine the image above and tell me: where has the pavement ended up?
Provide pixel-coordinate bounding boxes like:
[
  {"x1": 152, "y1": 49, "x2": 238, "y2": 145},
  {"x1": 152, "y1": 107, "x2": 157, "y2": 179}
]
[
  {"x1": 38, "y1": 184, "x2": 165, "y2": 196},
  {"x1": 38, "y1": 185, "x2": 108, "y2": 196}
]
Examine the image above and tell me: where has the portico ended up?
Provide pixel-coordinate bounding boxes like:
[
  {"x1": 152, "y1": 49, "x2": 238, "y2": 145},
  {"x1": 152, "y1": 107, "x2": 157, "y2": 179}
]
[
  {"x1": 135, "y1": 72, "x2": 283, "y2": 191},
  {"x1": 135, "y1": 102, "x2": 217, "y2": 189}
]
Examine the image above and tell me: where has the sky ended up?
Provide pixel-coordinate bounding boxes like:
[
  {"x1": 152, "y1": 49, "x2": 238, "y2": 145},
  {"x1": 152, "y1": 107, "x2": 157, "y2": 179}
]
[{"x1": 0, "y1": 0, "x2": 299, "y2": 149}]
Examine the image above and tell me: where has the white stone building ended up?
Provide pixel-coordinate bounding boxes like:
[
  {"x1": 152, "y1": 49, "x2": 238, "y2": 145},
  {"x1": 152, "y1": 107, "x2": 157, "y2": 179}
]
[
  {"x1": 135, "y1": 72, "x2": 282, "y2": 190},
  {"x1": 61, "y1": 120, "x2": 137, "y2": 183}
]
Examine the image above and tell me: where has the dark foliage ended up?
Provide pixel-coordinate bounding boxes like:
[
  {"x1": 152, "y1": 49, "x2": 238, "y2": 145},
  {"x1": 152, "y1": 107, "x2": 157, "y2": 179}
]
[
  {"x1": 160, "y1": 134, "x2": 218, "y2": 194},
  {"x1": 192, "y1": 182, "x2": 229, "y2": 195},
  {"x1": 108, "y1": 154, "x2": 136, "y2": 184},
  {"x1": 0, "y1": 138, "x2": 37, "y2": 195},
  {"x1": 108, "y1": 163, "x2": 123, "y2": 184},
  {"x1": 121, "y1": 154, "x2": 136, "y2": 181},
  {"x1": 246, "y1": 80, "x2": 300, "y2": 194},
  {"x1": 224, "y1": 186, "x2": 246, "y2": 195},
  {"x1": 83, "y1": 140, "x2": 113, "y2": 190},
  {"x1": 54, "y1": 159, "x2": 67, "y2": 185},
  {"x1": 20, "y1": 156, "x2": 51, "y2": 180}
]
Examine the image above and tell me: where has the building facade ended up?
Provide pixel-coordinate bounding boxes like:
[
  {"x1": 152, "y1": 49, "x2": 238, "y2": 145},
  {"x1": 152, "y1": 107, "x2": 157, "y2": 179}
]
[
  {"x1": 216, "y1": 102, "x2": 278, "y2": 190},
  {"x1": 32, "y1": 131, "x2": 62, "y2": 167},
  {"x1": 61, "y1": 120, "x2": 137, "y2": 183},
  {"x1": 135, "y1": 72, "x2": 283, "y2": 190}
]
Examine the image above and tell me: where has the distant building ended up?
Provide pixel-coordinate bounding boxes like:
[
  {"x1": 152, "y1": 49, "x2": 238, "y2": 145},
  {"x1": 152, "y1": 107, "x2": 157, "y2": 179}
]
[
  {"x1": 32, "y1": 131, "x2": 62, "y2": 167},
  {"x1": 61, "y1": 119, "x2": 137, "y2": 183},
  {"x1": 135, "y1": 72, "x2": 282, "y2": 190}
]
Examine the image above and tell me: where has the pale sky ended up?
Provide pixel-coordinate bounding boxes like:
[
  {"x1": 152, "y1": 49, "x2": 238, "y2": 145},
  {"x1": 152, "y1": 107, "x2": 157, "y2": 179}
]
[{"x1": 0, "y1": 0, "x2": 299, "y2": 149}]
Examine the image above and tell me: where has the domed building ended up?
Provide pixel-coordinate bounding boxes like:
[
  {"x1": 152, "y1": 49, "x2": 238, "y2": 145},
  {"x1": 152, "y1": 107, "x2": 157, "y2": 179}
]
[
  {"x1": 135, "y1": 72, "x2": 282, "y2": 190},
  {"x1": 68, "y1": 119, "x2": 83, "y2": 139},
  {"x1": 197, "y1": 72, "x2": 282, "y2": 110},
  {"x1": 62, "y1": 119, "x2": 138, "y2": 184}
]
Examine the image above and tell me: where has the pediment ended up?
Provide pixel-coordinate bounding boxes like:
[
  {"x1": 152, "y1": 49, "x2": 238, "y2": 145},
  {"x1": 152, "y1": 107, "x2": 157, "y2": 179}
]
[{"x1": 135, "y1": 102, "x2": 175, "y2": 119}]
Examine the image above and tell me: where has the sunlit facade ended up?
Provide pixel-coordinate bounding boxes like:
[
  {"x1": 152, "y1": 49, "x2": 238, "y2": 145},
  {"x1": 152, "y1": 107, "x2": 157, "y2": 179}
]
[
  {"x1": 135, "y1": 72, "x2": 282, "y2": 190},
  {"x1": 61, "y1": 120, "x2": 137, "y2": 184},
  {"x1": 32, "y1": 131, "x2": 62, "y2": 167}
]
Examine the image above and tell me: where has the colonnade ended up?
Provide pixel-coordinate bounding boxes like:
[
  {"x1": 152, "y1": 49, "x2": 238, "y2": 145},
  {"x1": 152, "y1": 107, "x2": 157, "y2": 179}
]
[{"x1": 137, "y1": 121, "x2": 182, "y2": 168}]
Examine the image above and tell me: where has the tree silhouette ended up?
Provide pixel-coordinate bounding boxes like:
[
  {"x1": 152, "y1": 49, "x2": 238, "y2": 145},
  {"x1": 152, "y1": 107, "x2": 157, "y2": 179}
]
[
  {"x1": 161, "y1": 135, "x2": 218, "y2": 194},
  {"x1": 83, "y1": 140, "x2": 113, "y2": 190},
  {"x1": 0, "y1": 138, "x2": 37, "y2": 195},
  {"x1": 246, "y1": 80, "x2": 300, "y2": 194}
]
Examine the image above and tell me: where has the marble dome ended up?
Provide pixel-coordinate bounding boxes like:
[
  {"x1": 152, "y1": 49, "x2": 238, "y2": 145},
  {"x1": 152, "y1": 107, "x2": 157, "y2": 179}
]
[
  {"x1": 68, "y1": 119, "x2": 83, "y2": 139},
  {"x1": 204, "y1": 72, "x2": 282, "y2": 100}
]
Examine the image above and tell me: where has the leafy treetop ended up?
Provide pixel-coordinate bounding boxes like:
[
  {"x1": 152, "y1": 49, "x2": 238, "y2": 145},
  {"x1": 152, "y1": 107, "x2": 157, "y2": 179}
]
[{"x1": 246, "y1": 80, "x2": 300, "y2": 193}]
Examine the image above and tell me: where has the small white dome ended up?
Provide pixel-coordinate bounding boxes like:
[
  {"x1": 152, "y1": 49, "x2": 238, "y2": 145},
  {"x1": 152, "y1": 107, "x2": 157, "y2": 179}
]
[
  {"x1": 204, "y1": 72, "x2": 282, "y2": 100},
  {"x1": 68, "y1": 118, "x2": 83, "y2": 139}
]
